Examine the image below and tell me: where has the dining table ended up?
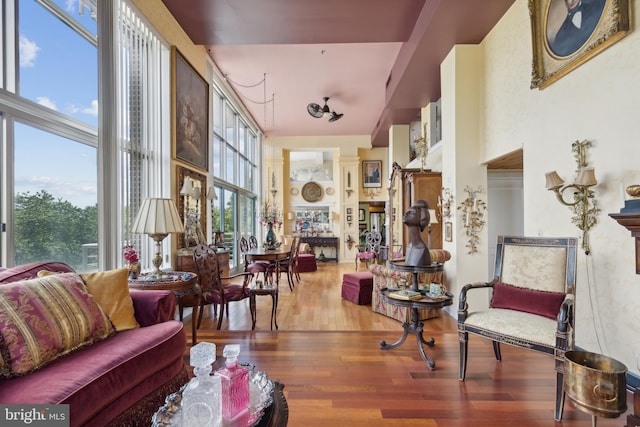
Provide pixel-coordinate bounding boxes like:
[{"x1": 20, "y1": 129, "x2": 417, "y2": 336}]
[{"x1": 244, "y1": 245, "x2": 291, "y2": 287}]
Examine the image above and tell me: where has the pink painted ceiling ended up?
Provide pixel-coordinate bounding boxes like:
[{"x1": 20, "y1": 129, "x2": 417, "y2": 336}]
[{"x1": 161, "y1": 0, "x2": 516, "y2": 147}]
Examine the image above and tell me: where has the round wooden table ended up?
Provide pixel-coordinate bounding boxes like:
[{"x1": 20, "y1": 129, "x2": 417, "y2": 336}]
[
  {"x1": 128, "y1": 271, "x2": 200, "y2": 346},
  {"x1": 380, "y1": 261, "x2": 452, "y2": 370}
]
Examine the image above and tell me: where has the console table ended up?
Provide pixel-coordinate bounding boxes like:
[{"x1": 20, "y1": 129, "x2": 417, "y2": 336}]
[{"x1": 300, "y1": 236, "x2": 339, "y2": 262}]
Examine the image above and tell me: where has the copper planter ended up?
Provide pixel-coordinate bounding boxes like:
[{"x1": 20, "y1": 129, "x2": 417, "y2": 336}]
[{"x1": 564, "y1": 350, "x2": 627, "y2": 424}]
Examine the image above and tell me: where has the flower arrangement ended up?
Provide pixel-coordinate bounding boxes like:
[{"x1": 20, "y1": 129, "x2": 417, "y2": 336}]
[
  {"x1": 257, "y1": 201, "x2": 283, "y2": 230},
  {"x1": 123, "y1": 244, "x2": 139, "y2": 266}
]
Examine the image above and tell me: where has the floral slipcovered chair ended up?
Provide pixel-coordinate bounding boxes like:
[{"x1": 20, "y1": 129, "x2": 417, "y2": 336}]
[
  {"x1": 370, "y1": 249, "x2": 451, "y2": 322},
  {"x1": 458, "y1": 236, "x2": 577, "y2": 421}
]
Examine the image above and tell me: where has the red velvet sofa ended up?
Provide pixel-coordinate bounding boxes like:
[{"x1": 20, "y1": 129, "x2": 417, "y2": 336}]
[{"x1": 0, "y1": 261, "x2": 188, "y2": 427}]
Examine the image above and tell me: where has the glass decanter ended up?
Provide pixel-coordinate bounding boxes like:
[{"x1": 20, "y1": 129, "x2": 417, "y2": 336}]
[
  {"x1": 216, "y1": 344, "x2": 250, "y2": 421},
  {"x1": 181, "y1": 342, "x2": 222, "y2": 427}
]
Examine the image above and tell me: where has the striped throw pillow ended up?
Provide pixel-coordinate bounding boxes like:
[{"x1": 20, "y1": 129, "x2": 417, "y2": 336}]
[{"x1": 0, "y1": 273, "x2": 114, "y2": 377}]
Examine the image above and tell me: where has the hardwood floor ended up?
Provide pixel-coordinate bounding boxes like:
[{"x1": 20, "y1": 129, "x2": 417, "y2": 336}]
[{"x1": 183, "y1": 262, "x2": 632, "y2": 426}]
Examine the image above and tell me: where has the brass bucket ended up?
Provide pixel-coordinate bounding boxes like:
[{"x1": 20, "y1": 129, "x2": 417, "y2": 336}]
[{"x1": 564, "y1": 351, "x2": 627, "y2": 425}]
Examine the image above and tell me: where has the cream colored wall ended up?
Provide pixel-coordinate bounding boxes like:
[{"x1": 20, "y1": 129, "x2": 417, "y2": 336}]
[
  {"x1": 269, "y1": 135, "x2": 371, "y2": 261},
  {"x1": 441, "y1": 45, "x2": 490, "y2": 316},
  {"x1": 450, "y1": 0, "x2": 640, "y2": 375}
]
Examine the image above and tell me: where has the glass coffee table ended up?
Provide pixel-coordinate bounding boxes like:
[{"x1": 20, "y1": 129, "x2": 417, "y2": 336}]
[{"x1": 152, "y1": 364, "x2": 288, "y2": 427}]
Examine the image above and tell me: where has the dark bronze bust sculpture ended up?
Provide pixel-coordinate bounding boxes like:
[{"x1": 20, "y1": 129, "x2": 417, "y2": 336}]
[{"x1": 403, "y1": 200, "x2": 432, "y2": 267}]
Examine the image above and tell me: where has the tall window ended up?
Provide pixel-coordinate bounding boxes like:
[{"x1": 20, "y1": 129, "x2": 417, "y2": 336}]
[
  {"x1": 0, "y1": 0, "x2": 99, "y2": 269},
  {"x1": 0, "y1": 0, "x2": 168, "y2": 270},
  {"x1": 210, "y1": 82, "x2": 259, "y2": 270},
  {"x1": 115, "y1": 1, "x2": 169, "y2": 271}
]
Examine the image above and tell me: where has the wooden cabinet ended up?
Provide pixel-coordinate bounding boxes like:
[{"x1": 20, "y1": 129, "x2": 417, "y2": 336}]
[
  {"x1": 175, "y1": 247, "x2": 230, "y2": 282},
  {"x1": 401, "y1": 169, "x2": 442, "y2": 249}
]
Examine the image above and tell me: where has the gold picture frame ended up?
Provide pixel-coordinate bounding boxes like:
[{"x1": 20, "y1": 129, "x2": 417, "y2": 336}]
[
  {"x1": 529, "y1": 0, "x2": 630, "y2": 90},
  {"x1": 362, "y1": 160, "x2": 382, "y2": 188},
  {"x1": 172, "y1": 47, "x2": 209, "y2": 171}
]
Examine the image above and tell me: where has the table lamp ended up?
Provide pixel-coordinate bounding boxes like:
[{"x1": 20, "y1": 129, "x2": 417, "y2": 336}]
[{"x1": 132, "y1": 198, "x2": 184, "y2": 276}]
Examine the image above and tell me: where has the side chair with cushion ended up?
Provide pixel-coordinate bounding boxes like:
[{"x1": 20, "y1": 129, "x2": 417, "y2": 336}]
[
  {"x1": 268, "y1": 236, "x2": 299, "y2": 291},
  {"x1": 239, "y1": 236, "x2": 271, "y2": 285},
  {"x1": 356, "y1": 231, "x2": 382, "y2": 270},
  {"x1": 193, "y1": 244, "x2": 254, "y2": 330},
  {"x1": 458, "y1": 236, "x2": 578, "y2": 421}
]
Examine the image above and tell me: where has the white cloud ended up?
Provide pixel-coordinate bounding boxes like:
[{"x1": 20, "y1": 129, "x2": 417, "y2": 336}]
[
  {"x1": 68, "y1": 100, "x2": 98, "y2": 117},
  {"x1": 82, "y1": 100, "x2": 99, "y2": 116},
  {"x1": 66, "y1": 0, "x2": 77, "y2": 13},
  {"x1": 36, "y1": 97, "x2": 57, "y2": 111},
  {"x1": 19, "y1": 36, "x2": 40, "y2": 68},
  {"x1": 16, "y1": 175, "x2": 97, "y2": 208}
]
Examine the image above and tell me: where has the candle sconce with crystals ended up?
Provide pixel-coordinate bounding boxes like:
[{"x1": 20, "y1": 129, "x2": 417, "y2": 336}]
[
  {"x1": 179, "y1": 176, "x2": 205, "y2": 247},
  {"x1": 457, "y1": 185, "x2": 487, "y2": 254},
  {"x1": 438, "y1": 187, "x2": 454, "y2": 220},
  {"x1": 544, "y1": 140, "x2": 598, "y2": 255}
]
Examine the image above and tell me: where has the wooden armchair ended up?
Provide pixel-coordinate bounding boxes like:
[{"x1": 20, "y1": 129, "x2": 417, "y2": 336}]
[
  {"x1": 356, "y1": 231, "x2": 382, "y2": 270},
  {"x1": 458, "y1": 236, "x2": 578, "y2": 421},
  {"x1": 193, "y1": 244, "x2": 254, "y2": 330}
]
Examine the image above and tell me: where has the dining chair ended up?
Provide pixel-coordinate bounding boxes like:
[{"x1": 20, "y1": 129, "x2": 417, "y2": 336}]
[
  {"x1": 192, "y1": 244, "x2": 254, "y2": 330},
  {"x1": 239, "y1": 236, "x2": 271, "y2": 285},
  {"x1": 268, "y1": 237, "x2": 299, "y2": 291},
  {"x1": 356, "y1": 231, "x2": 382, "y2": 270}
]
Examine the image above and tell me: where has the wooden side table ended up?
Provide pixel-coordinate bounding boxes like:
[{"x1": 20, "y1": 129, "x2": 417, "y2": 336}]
[
  {"x1": 128, "y1": 271, "x2": 200, "y2": 346},
  {"x1": 379, "y1": 261, "x2": 452, "y2": 370}
]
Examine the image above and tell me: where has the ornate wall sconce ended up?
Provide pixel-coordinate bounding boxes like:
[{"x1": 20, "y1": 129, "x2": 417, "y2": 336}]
[
  {"x1": 180, "y1": 176, "x2": 204, "y2": 247},
  {"x1": 438, "y1": 187, "x2": 454, "y2": 220},
  {"x1": 545, "y1": 140, "x2": 598, "y2": 255},
  {"x1": 457, "y1": 185, "x2": 487, "y2": 254},
  {"x1": 346, "y1": 171, "x2": 354, "y2": 198},
  {"x1": 363, "y1": 187, "x2": 381, "y2": 199},
  {"x1": 412, "y1": 123, "x2": 429, "y2": 171},
  {"x1": 345, "y1": 234, "x2": 354, "y2": 250},
  {"x1": 270, "y1": 171, "x2": 278, "y2": 199}
]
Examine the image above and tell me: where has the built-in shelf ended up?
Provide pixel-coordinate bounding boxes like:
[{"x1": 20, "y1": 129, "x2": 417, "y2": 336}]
[{"x1": 609, "y1": 212, "x2": 640, "y2": 274}]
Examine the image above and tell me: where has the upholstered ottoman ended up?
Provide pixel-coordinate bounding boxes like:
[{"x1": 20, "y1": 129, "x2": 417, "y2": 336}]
[
  {"x1": 297, "y1": 253, "x2": 317, "y2": 272},
  {"x1": 341, "y1": 271, "x2": 374, "y2": 305}
]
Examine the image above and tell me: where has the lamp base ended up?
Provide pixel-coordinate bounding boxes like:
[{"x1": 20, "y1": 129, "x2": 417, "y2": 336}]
[{"x1": 149, "y1": 233, "x2": 168, "y2": 276}]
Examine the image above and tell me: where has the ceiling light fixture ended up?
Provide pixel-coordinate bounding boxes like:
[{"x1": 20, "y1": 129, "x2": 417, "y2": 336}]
[{"x1": 307, "y1": 97, "x2": 343, "y2": 122}]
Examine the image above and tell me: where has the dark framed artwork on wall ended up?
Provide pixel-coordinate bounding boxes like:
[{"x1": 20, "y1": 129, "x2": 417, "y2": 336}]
[
  {"x1": 362, "y1": 160, "x2": 382, "y2": 188},
  {"x1": 358, "y1": 209, "x2": 365, "y2": 222},
  {"x1": 172, "y1": 47, "x2": 209, "y2": 171},
  {"x1": 529, "y1": 0, "x2": 630, "y2": 89}
]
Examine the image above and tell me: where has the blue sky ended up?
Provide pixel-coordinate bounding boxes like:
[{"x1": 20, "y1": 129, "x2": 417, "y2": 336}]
[{"x1": 15, "y1": 0, "x2": 98, "y2": 208}]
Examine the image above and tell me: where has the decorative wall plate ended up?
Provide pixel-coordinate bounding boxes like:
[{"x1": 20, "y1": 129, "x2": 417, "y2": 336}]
[
  {"x1": 325, "y1": 187, "x2": 335, "y2": 195},
  {"x1": 290, "y1": 187, "x2": 299, "y2": 196},
  {"x1": 301, "y1": 181, "x2": 323, "y2": 202}
]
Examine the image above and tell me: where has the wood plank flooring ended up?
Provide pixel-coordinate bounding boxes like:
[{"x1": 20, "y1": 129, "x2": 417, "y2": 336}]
[{"x1": 183, "y1": 262, "x2": 632, "y2": 426}]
